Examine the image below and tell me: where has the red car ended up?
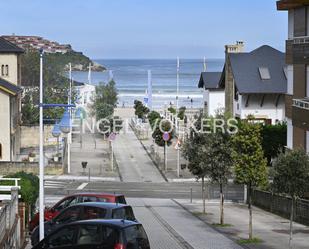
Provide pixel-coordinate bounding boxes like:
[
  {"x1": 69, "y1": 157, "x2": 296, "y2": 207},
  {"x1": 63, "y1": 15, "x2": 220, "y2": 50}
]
[{"x1": 29, "y1": 192, "x2": 126, "y2": 232}]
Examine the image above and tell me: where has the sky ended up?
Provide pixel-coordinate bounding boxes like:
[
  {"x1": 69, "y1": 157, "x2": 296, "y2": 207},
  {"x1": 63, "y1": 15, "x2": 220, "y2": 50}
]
[{"x1": 1, "y1": 0, "x2": 287, "y2": 59}]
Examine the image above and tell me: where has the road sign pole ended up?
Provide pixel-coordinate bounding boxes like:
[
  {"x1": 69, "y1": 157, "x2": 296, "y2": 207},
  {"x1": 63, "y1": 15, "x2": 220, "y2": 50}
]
[
  {"x1": 177, "y1": 148, "x2": 180, "y2": 178},
  {"x1": 111, "y1": 141, "x2": 114, "y2": 172},
  {"x1": 165, "y1": 141, "x2": 167, "y2": 171}
]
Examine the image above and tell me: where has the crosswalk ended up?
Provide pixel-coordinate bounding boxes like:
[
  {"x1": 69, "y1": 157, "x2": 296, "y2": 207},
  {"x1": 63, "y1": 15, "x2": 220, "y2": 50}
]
[{"x1": 44, "y1": 180, "x2": 69, "y2": 189}]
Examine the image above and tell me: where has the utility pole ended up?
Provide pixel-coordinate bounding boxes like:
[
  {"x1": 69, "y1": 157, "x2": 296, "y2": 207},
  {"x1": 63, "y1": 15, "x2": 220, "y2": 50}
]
[
  {"x1": 39, "y1": 49, "x2": 45, "y2": 241},
  {"x1": 68, "y1": 63, "x2": 72, "y2": 174},
  {"x1": 176, "y1": 57, "x2": 180, "y2": 177}
]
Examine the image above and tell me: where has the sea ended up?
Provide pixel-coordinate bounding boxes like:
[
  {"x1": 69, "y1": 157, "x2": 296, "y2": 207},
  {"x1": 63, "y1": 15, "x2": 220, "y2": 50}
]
[{"x1": 72, "y1": 59, "x2": 224, "y2": 109}]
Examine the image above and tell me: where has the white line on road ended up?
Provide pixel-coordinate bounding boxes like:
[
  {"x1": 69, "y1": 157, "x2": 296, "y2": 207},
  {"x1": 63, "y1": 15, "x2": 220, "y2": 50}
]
[{"x1": 77, "y1": 182, "x2": 88, "y2": 190}]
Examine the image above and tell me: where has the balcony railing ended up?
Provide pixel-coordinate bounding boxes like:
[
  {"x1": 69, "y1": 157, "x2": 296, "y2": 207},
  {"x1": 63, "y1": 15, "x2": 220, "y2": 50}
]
[
  {"x1": 292, "y1": 36, "x2": 309, "y2": 44},
  {"x1": 293, "y1": 98, "x2": 309, "y2": 110}
]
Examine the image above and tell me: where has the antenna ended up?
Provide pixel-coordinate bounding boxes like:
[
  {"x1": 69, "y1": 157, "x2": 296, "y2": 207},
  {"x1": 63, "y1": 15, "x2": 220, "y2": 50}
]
[{"x1": 203, "y1": 56, "x2": 207, "y2": 72}]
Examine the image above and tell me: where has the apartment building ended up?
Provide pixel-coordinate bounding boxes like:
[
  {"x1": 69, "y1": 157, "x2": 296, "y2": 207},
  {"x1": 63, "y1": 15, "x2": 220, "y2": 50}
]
[
  {"x1": 0, "y1": 37, "x2": 24, "y2": 161},
  {"x1": 277, "y1": 0, "x2": 309, "y2": 152}
]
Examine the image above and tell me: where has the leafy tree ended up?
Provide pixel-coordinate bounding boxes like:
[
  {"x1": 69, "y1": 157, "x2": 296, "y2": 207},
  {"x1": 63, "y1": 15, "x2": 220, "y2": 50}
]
[
  {"x1": 152, "y1": 119, "x2": 174, "y2": 171},
  {"x1": 92, "y1": 81, "x2": 118, "y2": 120},
  {"x1": 2, "y1": 172, "x2": 39, "y2": 219},
  {"x1": 231, "y1": 120, "x2": 268, "y2": 240},
  {"x1": 168, "y1": 106, "x2": 176, "y2": 115},
  {"x1": 272, "y1": 149, "x2": 309, "y2": 249},
  {"x1": 261, "y1": 123, "x2": 287, "y2": 165},
  {"x1": 148, "y1": 111, "x2": 161, "y2": 128},
  {"x1": 177, "y1": 106, "x2": 186, "y2": 120},
  {"x1": 207, "y1": 113, "x2": 234, "y2": 225},
  {"x1": 134, "y1": 100, "x2": 149, "y2": 120}
]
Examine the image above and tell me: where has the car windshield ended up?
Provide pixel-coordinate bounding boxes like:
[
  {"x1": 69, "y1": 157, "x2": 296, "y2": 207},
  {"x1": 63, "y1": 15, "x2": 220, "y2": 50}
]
[
  {"x1": 124, "y1": 225, "x2": 149, "y2": 249},
  {"x1": 112, "y1": 207, "x2": 135, "y2": 221}
]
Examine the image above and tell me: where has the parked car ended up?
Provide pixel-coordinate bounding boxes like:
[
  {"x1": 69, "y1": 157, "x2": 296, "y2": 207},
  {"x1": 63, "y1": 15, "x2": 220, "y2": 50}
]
[
  {"x1": 32, "y1": 219, "x2": 151, "y2": 249},
  {"x1": 31, "y1": 202, "x2": 136, "y2": 246},
  {"x1": 30, "y1": 193, "x2": 127, "y2": 231}
]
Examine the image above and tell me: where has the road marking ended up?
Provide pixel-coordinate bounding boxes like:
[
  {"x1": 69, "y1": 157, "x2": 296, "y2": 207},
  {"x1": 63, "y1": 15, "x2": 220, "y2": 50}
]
[{"x1": 77, "y1": 182, "x2": 88, "y2": 190}]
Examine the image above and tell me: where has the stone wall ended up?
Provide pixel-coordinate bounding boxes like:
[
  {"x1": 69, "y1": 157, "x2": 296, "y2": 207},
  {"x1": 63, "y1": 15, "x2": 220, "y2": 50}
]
[
  {"x1": 20, "y1": 125, "x2": 62, "y2": 148},
  {"x1": 0, "y1": 161, "x2": 63, "y2": 175}
]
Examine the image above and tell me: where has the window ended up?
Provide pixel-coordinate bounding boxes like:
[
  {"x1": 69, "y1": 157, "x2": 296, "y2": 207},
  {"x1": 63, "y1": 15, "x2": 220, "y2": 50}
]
[
  {"x1": 258, "y1": 67, "x2": 271, "y2": 80},
  {"x1": 54, "y1": 196, "x2": 78, "y2": 211},
  {"x1": 125, "y1": 225, "x2": 150, "y2": 249},
  {"x1": 76, "y1": 225, "x2": 102, "y2": 245},
  {"x1": 54, "y1": 206, "x2": 81, "y2": 224},
  {"x1": 0, "y1": 143, "x2": 2, "y2": 159},
  {"x1": 5, "y1": 65, "x2": 8, "y2": 76},
  {"x1": 116, "y1": 196, "x2": 126, "y2": 204},
  {"x1": 306, "y1": 131, "x2": 309, "y2": 154},
  {"x1": 288, "y1": 9, "x2": 294, "y2": 39},
  {"x1": 112, "y1": 207, "x2": 135, "y2": 221},
  {"x1": 81, "y1": 206, "x2": 107, "y2": 220},
  {"x1": 288, "y1": 65, "x2": 294, "y2": 95},
  {"x1": 1, "y1": 65, "x2": 4, "y2": 76},
  {"x1": 80, "y1": 196, "x2": 97, "y2": 203},
  {"x1": 307, "y1": 66, "x2": 309, "y2": 98},
  {"x1": 287, "y1": 119, "x2": 293, "y2": 149},
  {"x1": 48, "y1": 226, "x2": 76, "y2": 248}
]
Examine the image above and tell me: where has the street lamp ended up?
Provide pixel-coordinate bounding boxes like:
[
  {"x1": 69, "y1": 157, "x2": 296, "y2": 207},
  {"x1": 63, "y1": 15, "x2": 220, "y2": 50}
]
[
  {"x1": 59, "y1": 110, "x2": 71, "y2": 134},
  {"x1": 52, "y1": 122, "x2": 61, "y2": 156}
]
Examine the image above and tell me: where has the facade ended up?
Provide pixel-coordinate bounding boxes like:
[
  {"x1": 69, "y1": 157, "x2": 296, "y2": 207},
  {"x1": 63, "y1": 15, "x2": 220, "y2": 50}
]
[
  {"x1": 221, "y1": 43, "x2": 286, "y2": 124},
  {"x1": 198, "y1": 72, "x2": 225, "y2": 116},
  {"x1": 0, "y1": 37, "x2": 24, "y2": 161},
  {"x1": 277, "y1": 0, "x2": 309, "y2": 152}
]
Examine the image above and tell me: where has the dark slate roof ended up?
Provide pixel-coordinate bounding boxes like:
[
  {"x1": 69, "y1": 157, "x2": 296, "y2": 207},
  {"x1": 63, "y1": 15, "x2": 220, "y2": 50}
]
[
  {"x1": 0, "y1": 77, "x2": 22, "y2": 95},
  {"x1": 229, "y1": 45, "x2": 286, "y2": 94},
  {"x1": 0, "y1": 37, "x2": 24, "y2": 53},
  {"x1": 198, "y1": 72, "x2": 222, "y2": 89}
]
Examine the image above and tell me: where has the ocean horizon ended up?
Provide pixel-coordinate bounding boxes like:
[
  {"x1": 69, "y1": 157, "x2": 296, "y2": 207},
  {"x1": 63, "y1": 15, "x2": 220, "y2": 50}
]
[{"x1": 72, "y1": 58, "x2": 225, "y2": 108}]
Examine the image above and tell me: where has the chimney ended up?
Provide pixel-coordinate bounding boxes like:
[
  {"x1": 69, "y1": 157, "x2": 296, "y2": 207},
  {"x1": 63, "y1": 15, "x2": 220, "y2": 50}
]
[{"x1": 225, "y1": 41, "x2": 245, "y2": 54}]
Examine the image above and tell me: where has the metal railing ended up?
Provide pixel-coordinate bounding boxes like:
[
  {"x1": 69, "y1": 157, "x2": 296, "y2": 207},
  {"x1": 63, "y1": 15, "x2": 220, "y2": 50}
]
[
  {"x1": 293, "y1": 98, "x2": 309, "y2": 110},
  {"x1": 252, "y1": 189, "x2": 309, "y2": 226},
  {"x1": 292, "y1": 36, "x2": 309, "y2": 44}
]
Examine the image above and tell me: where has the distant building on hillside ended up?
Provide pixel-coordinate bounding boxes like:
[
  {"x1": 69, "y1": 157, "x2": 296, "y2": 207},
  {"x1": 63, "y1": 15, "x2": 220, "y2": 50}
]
[
  {"x1": 277, "y1": 0, "x2": 309, "y2": 152},
  {"x1": 0, "y1": 37, "x2": 24, "y2": 161},
  {"x1": 2, "y1": 35, "x2": 72, "y2": 54}
]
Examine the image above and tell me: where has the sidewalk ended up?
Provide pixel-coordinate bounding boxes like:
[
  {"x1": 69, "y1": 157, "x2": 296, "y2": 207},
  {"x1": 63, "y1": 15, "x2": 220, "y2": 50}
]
[
  {"x1": 139, "y1": 136, "x2": 195, "y2": 181},
  {"x1": 176, "y1": 199, "x2": 309, "y2": 249},
  {"x1": 70, "y1": 132, "x2": 119, "y2": 179}
]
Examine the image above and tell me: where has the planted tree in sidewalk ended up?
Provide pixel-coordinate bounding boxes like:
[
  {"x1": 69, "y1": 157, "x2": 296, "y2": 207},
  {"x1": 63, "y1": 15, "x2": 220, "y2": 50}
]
[
  {"x1": 231, "y1": 120, "x2": 268, "y2": 240},
  {"x1": 207, "y1": 113, "x2": 234, "y2": 225},
  {"x1": 148, "y1": 111, "x2": 161, "y2": 128},
  {"x1": 134, "y1": 100, "x2": 150, "y2": 121},
  {"x1": 272, "y1": 149, "x2": 309, "y2": 249},
  {"x1": 181, "y1": 113, "x2": 212, "y2": 214},
  {"x1": 92, "y1": 80, "x2": 118, "y2": 120},
  {"x1": 152, "y1": 119, "x2": 174, "y2": 171}
]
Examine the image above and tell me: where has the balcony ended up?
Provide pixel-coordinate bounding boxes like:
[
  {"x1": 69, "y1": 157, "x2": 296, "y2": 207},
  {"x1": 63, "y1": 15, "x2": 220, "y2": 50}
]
[
  {"x1": 292, "y1": 98, "x2": 309, "y2": 130},
  {"x1": 286, "y1": 38, "x2": 309, "y2": 64}
]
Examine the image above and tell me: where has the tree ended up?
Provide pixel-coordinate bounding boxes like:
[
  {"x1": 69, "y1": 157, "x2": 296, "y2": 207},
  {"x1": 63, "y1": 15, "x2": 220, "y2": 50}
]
[
  {"x1": 148, "y1": 111, "x2": 161, "y2": 128},
  {"x1": 272, "y1": 149, "x2": 309, "y2": 249},
  {"x1": 134, "y1": 100, "x2": 149, "y2": 120},
  {"x1": 231, "y1": 120, "x2": 268, "y2": 240},
  {"x1": 177, "y1": 106, "x2": 186, "y2": 120},
  {"x1": 261, "y1": 122, "x2": 287, "y2": 165},
  {"x1": 168, "y1": 106, "x2": 176, "y2": 115},
  {"x1": 207, "y1": 113, "x2": 234, "y2": 225},
  {"x1": 92, "y1": 81, "x2": 118, "y2": 120}
]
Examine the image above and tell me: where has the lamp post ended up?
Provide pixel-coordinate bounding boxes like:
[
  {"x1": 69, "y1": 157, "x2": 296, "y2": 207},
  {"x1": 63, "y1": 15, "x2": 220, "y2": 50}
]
[
  {"x1": 52, "y1": 122, "x2": 61, "y2": 156},
  {"x1": 39, "y1": 49, "x2": 44, "y2": 241}
]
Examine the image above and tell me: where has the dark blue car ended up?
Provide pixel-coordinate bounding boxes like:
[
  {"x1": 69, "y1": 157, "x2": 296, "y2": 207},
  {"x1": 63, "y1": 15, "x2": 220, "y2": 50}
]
[
  {"x1": 31, "y1": 202, "x2": 136, "y2": 246},
  {"x1": 31, "y1": 219, "x2": 150, "y2": 249}
]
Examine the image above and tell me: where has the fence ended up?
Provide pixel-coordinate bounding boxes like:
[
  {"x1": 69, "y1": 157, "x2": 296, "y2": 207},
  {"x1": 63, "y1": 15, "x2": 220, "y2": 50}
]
[
  {"x1": 252, "y1": 189, "x2": 309, "y2": 226},
  {"x1": 0, "y1": 188, "x2": 20, "y2": 249}
]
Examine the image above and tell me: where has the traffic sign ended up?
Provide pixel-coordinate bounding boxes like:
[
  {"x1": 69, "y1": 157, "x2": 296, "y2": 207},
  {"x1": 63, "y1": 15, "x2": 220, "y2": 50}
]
[{"x1": 162, "y1": 132, "x2": 170, "y2": 142}]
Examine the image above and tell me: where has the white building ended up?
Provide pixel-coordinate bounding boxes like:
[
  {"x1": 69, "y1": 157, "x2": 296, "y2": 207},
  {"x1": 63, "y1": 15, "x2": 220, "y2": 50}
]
[
  {"x1": 222, "y1": 44, "x2": 287, "y2": 124},
  {"x1": 0, "y1": 37, "x2": 24, "y2": 161},
  {"x1": 198, "y1": 72, "x2": 225, "y2": 116}
]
